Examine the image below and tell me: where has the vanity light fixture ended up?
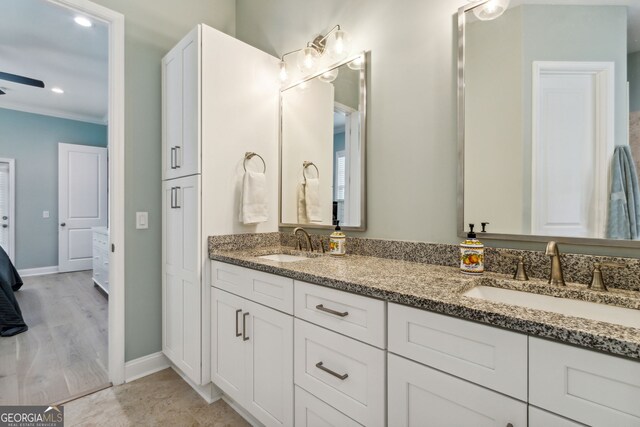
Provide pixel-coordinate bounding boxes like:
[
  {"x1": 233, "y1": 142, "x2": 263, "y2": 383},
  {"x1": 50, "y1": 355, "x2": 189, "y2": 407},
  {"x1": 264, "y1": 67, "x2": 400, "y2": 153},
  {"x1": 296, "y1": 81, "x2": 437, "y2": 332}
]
[
  {"x1": 278, "y1": 24, "x2": 352, "y2": 83},
  {"x1": 470, "y1": 0, "x2": 510, "y2": 20},
  {"x1": 74, "y1": 16, "x2": 93, "y2": 27}
]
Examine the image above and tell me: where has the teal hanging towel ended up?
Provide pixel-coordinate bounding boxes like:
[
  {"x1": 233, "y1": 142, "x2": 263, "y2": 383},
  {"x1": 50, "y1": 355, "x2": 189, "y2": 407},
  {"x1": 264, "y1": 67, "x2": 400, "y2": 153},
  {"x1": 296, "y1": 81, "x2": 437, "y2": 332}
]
[{"x1": 606, "y1": 145, "x2": 640, "y2": 240}]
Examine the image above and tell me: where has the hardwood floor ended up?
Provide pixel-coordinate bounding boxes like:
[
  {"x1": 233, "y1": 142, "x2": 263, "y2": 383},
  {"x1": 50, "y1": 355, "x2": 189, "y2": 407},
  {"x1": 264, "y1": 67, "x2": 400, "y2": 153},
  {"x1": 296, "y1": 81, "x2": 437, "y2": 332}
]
[{"x1": 0, "y1": 271, "x2": 109, "y2": 405}]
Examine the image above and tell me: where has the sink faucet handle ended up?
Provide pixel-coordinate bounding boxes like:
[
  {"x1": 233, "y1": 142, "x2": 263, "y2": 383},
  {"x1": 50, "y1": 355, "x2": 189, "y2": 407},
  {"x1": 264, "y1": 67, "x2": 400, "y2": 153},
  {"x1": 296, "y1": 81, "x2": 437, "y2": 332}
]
[
  {"x1": 502, "y1": 253, "x2": 529, "y2": 281},
  {"x1": 589, "y1": 262, "x2": 626, "y2": 292}
]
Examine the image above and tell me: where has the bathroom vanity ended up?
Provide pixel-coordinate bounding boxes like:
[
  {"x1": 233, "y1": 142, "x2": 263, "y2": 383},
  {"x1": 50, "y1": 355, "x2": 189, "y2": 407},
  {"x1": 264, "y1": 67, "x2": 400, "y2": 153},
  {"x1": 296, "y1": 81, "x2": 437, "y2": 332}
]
[{"x1": 208, "y1": 242, "x2": 640, "y2": 427}]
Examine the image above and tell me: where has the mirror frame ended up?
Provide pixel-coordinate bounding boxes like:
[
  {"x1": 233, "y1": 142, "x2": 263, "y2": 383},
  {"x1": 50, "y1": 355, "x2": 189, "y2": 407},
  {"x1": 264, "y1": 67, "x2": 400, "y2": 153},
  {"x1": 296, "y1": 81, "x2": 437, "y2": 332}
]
[
  {"x1": 457, "y1": 1, "x2": 640, "y2": 248},
  {"x1": 279, "y1": 51, "x2": 369, "y2": 231}
]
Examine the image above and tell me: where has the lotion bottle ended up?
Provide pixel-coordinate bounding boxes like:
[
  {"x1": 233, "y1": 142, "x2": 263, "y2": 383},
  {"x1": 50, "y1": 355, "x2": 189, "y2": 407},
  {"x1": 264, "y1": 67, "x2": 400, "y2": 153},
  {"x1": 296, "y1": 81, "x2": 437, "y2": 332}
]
[
  {"x1": 460, "y1": 224, "x2": 484, "y2": 275},
  {"x1": 329, "y1": 221, "x2": 346, "y2": 256}
]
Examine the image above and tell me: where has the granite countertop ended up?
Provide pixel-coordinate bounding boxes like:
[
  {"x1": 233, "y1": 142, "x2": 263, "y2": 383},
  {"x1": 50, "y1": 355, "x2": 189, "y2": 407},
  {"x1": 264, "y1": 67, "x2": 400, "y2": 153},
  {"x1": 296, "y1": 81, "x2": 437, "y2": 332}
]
[{"x1": 210, "y1": 246, "x2": 640, "y2": 360}]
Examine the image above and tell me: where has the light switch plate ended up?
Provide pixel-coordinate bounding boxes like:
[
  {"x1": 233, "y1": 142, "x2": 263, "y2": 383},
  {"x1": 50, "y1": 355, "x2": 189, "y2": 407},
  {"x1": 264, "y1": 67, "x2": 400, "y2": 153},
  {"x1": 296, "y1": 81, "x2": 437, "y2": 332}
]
[
  {"x1": 136, "y1": 212, "x2": 148, "y2": 229},
  {"x1": 43, "y1": 211, "x2": 49, "y2": 218}
]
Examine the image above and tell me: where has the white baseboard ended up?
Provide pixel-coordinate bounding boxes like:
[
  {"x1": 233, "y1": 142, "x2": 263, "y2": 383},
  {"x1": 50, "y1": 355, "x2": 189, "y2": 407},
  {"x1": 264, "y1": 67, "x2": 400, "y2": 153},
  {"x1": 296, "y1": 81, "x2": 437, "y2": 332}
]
[
  {"x1": 18, "y1": 265, "x2": 59, "y2": 277},
  {"x1": 124, "y1": 351, "x2": 170, "y2": 382},
  {"x1": 170, "y1": 364, "x2": 222, "y2": 404},
  {"x1": 221, "y1": 394, "x2": 264, "y2": 427}
]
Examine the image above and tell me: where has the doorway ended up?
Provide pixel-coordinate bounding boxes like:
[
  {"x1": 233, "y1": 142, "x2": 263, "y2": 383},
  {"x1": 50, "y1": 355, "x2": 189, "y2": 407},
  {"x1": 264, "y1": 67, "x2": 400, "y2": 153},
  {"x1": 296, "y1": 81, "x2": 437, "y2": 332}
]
[
  {"x1": 0, "y1": 158, "x2": 16, "y2": 262},
  {"x1": 531, "y1": 61, "x2": 615, "y2": 238},
  {"x1": 0, "y1": 0, "x2": 125, "y2": 405}
]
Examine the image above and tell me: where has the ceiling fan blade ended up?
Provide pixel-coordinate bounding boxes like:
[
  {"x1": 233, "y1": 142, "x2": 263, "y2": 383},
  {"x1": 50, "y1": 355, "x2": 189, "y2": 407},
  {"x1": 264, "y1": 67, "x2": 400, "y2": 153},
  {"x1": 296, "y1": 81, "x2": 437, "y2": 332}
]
[{"x1": 0, "y1": 71, "x2": 45, "y2": 88}]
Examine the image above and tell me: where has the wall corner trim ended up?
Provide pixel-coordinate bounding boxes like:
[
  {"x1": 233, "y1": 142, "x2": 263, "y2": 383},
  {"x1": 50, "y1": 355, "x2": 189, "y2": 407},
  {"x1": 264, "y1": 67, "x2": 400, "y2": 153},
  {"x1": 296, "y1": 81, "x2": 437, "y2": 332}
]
[{"x1": 124, "y1": 351, "x2": 170, "y2": 383}]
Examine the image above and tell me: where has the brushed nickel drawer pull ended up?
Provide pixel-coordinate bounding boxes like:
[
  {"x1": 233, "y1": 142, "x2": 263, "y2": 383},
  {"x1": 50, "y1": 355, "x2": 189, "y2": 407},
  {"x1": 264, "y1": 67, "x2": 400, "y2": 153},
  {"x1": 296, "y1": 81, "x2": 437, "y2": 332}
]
[
  {"x1": 235, "y1": 309, "x2": 242, "y2": 337},
  {"x1": 315, "y1": 361, "x2": 348, "y2": 380},
  {"x1": 242, "y1": 312, "x2": 250, "y2": 341},
  {"x1": 315, "y1": 304, "x2": 348, "y2": 317}
]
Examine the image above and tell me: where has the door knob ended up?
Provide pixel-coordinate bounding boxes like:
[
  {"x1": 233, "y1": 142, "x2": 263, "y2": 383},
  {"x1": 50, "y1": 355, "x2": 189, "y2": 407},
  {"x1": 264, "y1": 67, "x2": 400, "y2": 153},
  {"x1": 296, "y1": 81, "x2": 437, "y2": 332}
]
[{"x1": 60, "y1": 223, "x2": 66, "y2": 227}]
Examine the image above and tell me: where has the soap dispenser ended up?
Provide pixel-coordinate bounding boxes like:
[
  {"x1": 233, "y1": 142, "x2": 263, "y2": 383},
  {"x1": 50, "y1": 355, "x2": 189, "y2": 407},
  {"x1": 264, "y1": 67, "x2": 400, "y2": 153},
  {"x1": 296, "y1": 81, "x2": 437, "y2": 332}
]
[
  {"x1": 460, "y1": 224, "x2": 484, "y2": 275},
  {"x1": 329, "y1": 221, "x2": 346, "y2": 256}
]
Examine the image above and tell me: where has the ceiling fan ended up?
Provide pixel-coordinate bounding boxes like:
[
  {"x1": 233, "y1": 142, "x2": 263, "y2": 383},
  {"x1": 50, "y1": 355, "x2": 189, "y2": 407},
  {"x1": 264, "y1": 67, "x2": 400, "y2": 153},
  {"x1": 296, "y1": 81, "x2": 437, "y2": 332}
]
[{"x1": 0, "y1": 71, "x2": 45, "y2": 95}]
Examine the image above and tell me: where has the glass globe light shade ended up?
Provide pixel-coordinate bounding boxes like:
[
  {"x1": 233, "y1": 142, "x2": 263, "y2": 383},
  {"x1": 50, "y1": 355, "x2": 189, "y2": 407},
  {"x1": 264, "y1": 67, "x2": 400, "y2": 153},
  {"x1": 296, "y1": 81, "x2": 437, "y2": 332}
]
[
  {"x1": 318, "y1": 68, "x2": 339, "y2": 83},
  {"x1": 473, "y1": 0, "x2": 510, "y2": 21},
  {"x1": 278, "y1": 60, "x2": 289, "y2": 83},
  {"x1": 297, "y1": 47, "x2": 319, "y2": 73},
  {"x1": 328, "y1": 29, "x2": 352, "y2": 59},
  {"x1": 347, "y1": 55, "x2": 364, "y2": 70}
]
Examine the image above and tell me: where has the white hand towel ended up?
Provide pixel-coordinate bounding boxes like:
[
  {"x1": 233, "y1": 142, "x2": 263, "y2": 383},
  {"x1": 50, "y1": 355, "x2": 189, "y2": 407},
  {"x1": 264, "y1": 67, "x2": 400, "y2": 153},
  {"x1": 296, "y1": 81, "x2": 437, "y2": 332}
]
[
  {"x1": 297, "y1": 183, "x2": 309, "y2": 223},
  {"x1": 240, "y1": 171, "x2": 268, "y2": 224},
  {"x1": 304, "y1": 178, "x2": 322, "y2": 222}
]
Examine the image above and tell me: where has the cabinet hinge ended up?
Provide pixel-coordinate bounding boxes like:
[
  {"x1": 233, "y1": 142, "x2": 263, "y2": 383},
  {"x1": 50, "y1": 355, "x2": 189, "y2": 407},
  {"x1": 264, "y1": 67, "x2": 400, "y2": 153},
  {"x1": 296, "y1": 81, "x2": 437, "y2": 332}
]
[{"x1": 111, "y1": 243, "x2": 115, "y2": 252}]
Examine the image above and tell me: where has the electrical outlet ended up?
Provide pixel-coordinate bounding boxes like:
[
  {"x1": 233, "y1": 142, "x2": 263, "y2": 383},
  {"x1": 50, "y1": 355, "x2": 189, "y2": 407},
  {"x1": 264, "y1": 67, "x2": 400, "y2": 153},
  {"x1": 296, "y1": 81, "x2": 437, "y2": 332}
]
[
  {"x1": 136, "y1": 212, "x2": 148, "y2": 229},
  {"x1": 43, "y1": 211, "x2": 50, "y2": 218}
]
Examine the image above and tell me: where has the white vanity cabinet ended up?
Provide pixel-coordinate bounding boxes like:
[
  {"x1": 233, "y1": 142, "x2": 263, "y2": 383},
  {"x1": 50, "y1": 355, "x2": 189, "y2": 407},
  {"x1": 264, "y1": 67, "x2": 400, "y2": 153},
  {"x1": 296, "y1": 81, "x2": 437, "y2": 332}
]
[
  {"x1": 162, "y1": 26, "x2": 199, "y2": 180},
  {"x1": 529, "y1": 337, "x2": 640, "y2": 427},
  {"x1": 388, "y1": 353, "x2": 527, "y2": 427},
  {"x1": 162, "y1": 175, "x2": 201, "y2": 381},
  {"x1": 161, "y1": 24, "x2": 279, "y2": 387},
  {"x1": 211, "y1": 264, "x2": 294, "y2": 427},
  {"x1": 91, "y1": 227, "x2": 109, "y2": 294}
]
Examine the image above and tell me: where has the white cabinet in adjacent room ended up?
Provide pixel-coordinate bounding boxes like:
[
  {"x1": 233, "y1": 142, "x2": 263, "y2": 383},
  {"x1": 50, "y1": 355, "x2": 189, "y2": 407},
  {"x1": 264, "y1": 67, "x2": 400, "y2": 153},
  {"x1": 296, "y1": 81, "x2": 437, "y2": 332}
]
[
  {"x1": 211, "y1": 287, "x2": 293, "y2": 427},
  {"x1": 91, "y1": 227, "x2": 109, "y2": 294}
]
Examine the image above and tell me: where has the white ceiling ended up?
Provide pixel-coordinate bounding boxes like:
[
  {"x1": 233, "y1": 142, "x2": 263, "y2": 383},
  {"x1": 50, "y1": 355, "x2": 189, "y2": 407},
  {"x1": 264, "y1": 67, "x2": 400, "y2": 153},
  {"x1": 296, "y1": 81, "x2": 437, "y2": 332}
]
[
  {"x1": 0, "y1": 0, "x2": 108, "y2": 124},
  {"x1": 507, "y1": 0, "x2": 640, "y2": 53}
]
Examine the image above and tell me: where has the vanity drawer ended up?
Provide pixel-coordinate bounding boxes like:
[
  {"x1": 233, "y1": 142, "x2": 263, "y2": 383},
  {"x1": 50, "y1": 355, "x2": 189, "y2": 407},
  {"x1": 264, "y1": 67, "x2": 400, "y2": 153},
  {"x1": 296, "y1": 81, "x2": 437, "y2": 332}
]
[
  {"x1": 294, "y1": 319, "x2": 385, "y2": 427},
  {"x1": 294, "y1": 386, "x2": 363, "y2": 427},
  {"x1": 294, "y1": 281, "x2": 385, "y2": 348},
  {"x1": 529, "y1": 337, "x2": 640, "y2": 427},
  {"x1": 211, "y1": 261, "x2": 293, "y2": 314},
  {"x1": 528, "y1": 406, "x2": 585, "y2": 427},
  {"x1": 93, "y1": 232, "x2": 109, "y2": 251},
  {"x1": 388, "y1": 303, "x2": 528, "y2": 400},
  {"x1": 388, "y1": 353, "x2": 527, "y2": 427}
]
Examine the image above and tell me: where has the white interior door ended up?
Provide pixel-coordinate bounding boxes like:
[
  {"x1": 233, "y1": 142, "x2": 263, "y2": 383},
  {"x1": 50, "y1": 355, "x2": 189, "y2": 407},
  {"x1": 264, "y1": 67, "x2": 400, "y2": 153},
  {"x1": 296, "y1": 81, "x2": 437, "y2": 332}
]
[
  {"x1": 532, "y1": 62, "x2": 614, "y2": 238},
  {"x1": 58, "y1": 143, "x2": 108, "y2": 272},
  {"x1": 0, "y1": 159, "x2": 15, "y2": 262}
]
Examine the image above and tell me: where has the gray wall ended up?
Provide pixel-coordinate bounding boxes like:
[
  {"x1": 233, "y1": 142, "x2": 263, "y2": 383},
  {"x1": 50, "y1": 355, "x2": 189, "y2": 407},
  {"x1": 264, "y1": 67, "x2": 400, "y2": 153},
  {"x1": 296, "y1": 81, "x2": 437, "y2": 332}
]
[
  {"x1": 236, "y1": 0, "x2": 640, "y2": 259},
  {"x1": 90, "y1": 0, "x2": 236, "y2": 362},
  {"x1": 0, "y1": 108, "x2": 107, "y2": 269},
  {"x1": 630, "y1": 51, "x2": 640, "y2": 113},
  {"x1": 237, "y1": 0, "x2": 463, "y2": 244}
]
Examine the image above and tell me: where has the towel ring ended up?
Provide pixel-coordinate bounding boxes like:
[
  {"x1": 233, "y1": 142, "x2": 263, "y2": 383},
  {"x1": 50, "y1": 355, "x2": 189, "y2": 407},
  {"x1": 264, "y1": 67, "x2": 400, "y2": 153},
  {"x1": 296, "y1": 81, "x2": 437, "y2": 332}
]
[
  {"x1": 303, "y1": 161, "x2": 319, "y2": 182},
  {"x1": 243, "y1": 152, "x2": 266, "y2": 173}
]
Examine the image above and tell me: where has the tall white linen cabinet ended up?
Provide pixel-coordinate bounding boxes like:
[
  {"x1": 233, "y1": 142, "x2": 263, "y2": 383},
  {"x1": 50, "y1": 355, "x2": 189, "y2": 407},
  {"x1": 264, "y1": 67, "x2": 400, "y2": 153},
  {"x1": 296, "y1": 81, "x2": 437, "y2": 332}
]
[{"x1": 161, "y1": 24, "x2": 279, "y2": 387}]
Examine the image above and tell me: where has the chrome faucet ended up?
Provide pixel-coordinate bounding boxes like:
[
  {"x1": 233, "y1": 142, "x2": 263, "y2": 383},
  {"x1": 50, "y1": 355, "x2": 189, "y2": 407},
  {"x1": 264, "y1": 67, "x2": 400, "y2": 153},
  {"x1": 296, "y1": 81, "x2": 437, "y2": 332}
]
[
  {"x1": 545, "y1": 241, "x2": 565, "y2": 286},
  {"x1": 293, "y1": 227, "x2": 313, "y2": 252}
]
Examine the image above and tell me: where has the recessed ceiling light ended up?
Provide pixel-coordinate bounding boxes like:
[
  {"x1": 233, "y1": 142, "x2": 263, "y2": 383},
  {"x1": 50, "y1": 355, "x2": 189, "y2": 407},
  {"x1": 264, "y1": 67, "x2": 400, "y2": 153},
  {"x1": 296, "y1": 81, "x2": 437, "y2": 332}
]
[
  {"x1": 74, "y1": 16, "x2": 92, "y2": 27},
  {"x1": 51, "y1": 87, "x2": 64, "y2": 94}
]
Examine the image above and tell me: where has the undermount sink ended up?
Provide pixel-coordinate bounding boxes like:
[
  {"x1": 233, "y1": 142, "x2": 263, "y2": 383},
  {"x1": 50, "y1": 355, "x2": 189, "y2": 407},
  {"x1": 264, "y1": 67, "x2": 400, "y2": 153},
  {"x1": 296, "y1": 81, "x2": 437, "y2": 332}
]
[
  {"x1": 464, "y1": 286, "x2": 640, "y2": 329},
  {"x1": 257, "y1": 253, "x2": 309, "y2": 262}
]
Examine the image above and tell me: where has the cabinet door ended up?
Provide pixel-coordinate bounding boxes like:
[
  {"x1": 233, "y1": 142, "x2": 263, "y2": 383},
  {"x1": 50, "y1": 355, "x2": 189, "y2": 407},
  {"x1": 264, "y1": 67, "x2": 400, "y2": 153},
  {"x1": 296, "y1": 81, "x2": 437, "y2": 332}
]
[
  {"x1": 529, "y1": 407, "x2": 585, "y2": 427},
  {"x1": 162, "y1": 175, "x2": 201, "y2": 383},
  {"x1": 162, "y1": 26, "x2": 200, "y2": 180},
  {"x1": 245, "y1": 299, "x2": 294, "y2": 427},
  {"x1": 388, "y1": 353, "x2": 527, "y2": 427},
  {"x1": 211, "y1": 288, "x2": 247, "y2": 404}
]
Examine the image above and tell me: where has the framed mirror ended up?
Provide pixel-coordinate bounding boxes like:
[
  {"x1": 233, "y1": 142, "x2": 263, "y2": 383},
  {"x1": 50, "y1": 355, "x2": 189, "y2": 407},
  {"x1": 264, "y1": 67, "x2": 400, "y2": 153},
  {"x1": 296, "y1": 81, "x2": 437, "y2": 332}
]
[
  {"x1": 279, "y1": 52, "x2": 367, "y2": 230},
  {"x1": 458, "y1": 0, "x2": 640, "y2": 247}
]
